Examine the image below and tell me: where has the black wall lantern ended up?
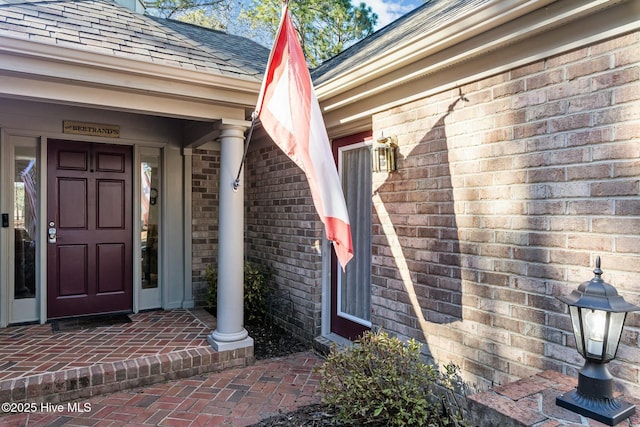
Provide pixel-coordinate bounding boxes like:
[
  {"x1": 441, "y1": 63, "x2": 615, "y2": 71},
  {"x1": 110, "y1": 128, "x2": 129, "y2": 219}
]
[
  {"x1": 372, "y1": 135, "x2": 398, "y2": 173},
  {"x1": 556, "y1": 256, "x2": 640, "y2": 425}
]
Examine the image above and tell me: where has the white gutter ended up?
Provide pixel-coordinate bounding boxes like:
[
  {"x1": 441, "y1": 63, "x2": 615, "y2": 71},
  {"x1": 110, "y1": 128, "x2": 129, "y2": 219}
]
[
  {"x1": 316, "y1": 0, "x2": 639, "y2": 133},
  {"x1": 316, "y1": 0, "x2": 556, "y2": 101},
  {"x1": 0, "y1": 37, "x2": 261, "y2": 120}
]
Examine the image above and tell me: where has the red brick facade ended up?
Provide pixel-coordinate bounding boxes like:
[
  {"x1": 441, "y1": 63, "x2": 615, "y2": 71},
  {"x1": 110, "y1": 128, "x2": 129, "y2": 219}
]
[
  {"x1": 192, "y1": 149, "x2": 220, "y2": 305},
  {"x1": 245, "y1": 144, "x2": 324, "y2": 343},
  {"x1": 192, "y1": 144, "x2": 324, "y2": 342},
  {"x1": 192, "y1": 31, "x2": 640, "y2": 394},
  {"x1": 368, "y1": 32, "x2": 639, "y2": 393}
]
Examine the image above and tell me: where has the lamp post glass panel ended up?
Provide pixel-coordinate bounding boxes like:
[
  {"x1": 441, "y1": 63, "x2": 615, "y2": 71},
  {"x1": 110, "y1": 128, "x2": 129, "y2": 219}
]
[{"x1": 556, "y1": 256, "x2": 640, "y2": 425}]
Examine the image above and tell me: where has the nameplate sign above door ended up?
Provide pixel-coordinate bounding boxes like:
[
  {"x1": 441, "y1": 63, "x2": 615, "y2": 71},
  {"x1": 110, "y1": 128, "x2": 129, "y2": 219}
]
[{"x1": 63, "y1": 121, "x2": 120, "y2": 138}]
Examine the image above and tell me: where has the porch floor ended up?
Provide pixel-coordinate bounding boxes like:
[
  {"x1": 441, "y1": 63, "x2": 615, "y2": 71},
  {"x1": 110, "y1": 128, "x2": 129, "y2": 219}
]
[
  {"x1": 0, "y1": 309, "x2": 255, "y2": 404},
  {"x1": 0, "y1": 309, "x2": 324, "y2": 426}
]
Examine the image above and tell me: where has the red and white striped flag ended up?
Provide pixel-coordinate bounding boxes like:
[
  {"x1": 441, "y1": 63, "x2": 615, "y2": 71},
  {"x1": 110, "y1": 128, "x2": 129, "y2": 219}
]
[{"x1": 256, "y1": 3, "x2": 353, "y2": 269}]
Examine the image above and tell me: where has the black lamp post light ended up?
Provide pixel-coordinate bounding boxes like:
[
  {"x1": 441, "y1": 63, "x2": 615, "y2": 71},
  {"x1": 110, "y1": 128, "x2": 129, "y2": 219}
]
[{"x1": 556, "y1": 256, "x2": 640, "y2": 425}]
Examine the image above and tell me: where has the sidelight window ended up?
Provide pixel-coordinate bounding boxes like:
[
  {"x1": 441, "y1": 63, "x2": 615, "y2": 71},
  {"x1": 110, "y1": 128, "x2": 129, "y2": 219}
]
[
  {"x1": 14, "y1": 145, "x2": 38, "y2": 301},
  {"x1": 141, "y1": 151, "x2": 160, "y2": 290}
]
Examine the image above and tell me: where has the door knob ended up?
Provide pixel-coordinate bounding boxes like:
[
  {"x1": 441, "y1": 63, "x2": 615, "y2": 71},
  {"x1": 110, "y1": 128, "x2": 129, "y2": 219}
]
[{"x1": 48, "y1": 222, "x2": 56, "y2": 243}]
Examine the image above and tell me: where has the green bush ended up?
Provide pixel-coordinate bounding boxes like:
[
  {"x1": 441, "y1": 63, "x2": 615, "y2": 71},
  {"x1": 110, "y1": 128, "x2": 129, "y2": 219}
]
[
  {"x1": 205, "y1": 261, "x2": 271, "y2": 324},
  {"x1": 318, "y1": 331, "x2": 469, "y2": 427}
]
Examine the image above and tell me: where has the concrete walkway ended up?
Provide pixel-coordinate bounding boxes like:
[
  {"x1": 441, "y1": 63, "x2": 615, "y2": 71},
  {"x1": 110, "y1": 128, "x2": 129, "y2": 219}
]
[{"x1": 0, "y1": 351, "x2": 324, "y2": 426}]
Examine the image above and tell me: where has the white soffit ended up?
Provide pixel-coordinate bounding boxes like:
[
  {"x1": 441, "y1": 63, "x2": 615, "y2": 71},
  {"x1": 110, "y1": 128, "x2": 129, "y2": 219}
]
[
  {"x1": 0, "y1": 37, "x2": 260, "y2": 121},
  {"x1": 317, "y1": 0, "x2": 555, "y2": 100},
  {"x1": 316, "y1": 0, "x2": 640, "y2": 132}
]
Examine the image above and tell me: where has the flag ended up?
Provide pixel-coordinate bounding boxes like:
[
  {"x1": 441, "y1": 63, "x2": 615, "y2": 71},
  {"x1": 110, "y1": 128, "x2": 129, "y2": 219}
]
[{"x1": 256, "y1": 4, "x2": 353, "y2": 269}]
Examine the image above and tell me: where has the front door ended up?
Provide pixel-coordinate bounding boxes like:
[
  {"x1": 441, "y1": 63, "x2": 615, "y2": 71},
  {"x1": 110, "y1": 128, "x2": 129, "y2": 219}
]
[
  {"x1": 47, "y1": 140, "x2": 133, "y2": 319},
  {"x1": 331, "y1": 133, "x2": 372, "y2": 340}
]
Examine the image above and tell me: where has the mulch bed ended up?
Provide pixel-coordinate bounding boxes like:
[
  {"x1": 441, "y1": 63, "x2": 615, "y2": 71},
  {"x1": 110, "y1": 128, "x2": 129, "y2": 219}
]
[
  {"x1": 246, "y1": 321, "x2": 310, "y2": 360},
  {"x1": 202, "y1": 307, "x2": 309, "y2": 360},
  {"x1": 248, "y1": 404, "x2": 341, "y2": 426}
]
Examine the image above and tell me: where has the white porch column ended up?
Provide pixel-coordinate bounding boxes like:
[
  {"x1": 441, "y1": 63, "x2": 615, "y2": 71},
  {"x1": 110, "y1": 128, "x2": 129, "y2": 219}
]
[{"x1": 207, "y1": 120, "x2": 253, "y2": 352}]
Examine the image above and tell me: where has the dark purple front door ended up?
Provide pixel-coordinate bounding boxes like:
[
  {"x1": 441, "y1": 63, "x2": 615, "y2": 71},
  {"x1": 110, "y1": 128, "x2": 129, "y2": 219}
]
[{"x1": 47, "y1": 140, "x2": 133, "y2": 319}]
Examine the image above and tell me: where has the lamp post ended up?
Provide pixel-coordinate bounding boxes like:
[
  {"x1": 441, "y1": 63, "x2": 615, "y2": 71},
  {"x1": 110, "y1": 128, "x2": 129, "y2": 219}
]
[{"x1": 556, "y1": 256, "x2": 640, "y2": 425}]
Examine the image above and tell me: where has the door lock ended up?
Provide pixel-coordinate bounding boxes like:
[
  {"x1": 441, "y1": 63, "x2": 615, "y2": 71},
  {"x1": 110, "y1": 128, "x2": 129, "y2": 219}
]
[{"x1": 48, "y1": 222, "x2": 57, "y2": 243}]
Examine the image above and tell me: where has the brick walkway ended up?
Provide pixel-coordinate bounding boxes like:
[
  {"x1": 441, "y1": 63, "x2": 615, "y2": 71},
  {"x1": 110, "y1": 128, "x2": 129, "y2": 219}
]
[
  {"x1": 0, "y1": 310, "x2": 213, "y2": 382},
  {"x1": 0, "y1": 351, "x2": 324, "y2": 427},
  {"x1": 0, "y1": 309, "x2": 259, "y2": 405}
]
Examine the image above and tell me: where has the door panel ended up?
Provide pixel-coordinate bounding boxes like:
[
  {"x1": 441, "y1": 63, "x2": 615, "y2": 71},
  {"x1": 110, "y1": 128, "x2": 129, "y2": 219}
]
[
  {"x1": 96, "y1": 152, "x2": 125, "y2": 172},
  {"x1": 58, "y1": 179, "x2": 87, "y2": 228},
  {"x1": 47, "y1": 139, "x2": 132, "y2": 319},
  {"x1": 96, "y1": 243, "x2": 125, "y2": 293},
  {"x1": 57, "y1": 245, "x2": 88, "y2": 296},
  {"x1": 97, "y1": 180, "x2": 125, "y2": 228},
  {"x1": 58, "y1": 150, "x2": 87, "y2": 170}
]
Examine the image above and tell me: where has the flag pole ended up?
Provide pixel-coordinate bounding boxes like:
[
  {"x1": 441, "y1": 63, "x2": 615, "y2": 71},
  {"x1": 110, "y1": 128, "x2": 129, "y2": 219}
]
[
  {"x1": 232, "y1": 111, "x2": 258, "y2": 191},
  {"x1": 232, "y1": 0, "x2": 288, "y2": 191}
]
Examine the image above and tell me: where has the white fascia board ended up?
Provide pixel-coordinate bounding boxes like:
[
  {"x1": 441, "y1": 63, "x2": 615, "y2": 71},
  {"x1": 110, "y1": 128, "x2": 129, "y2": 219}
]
[
  {"x1": 316, "y1": 0, "x2": 556, "y2": 100},
  {"x1": 316, "y1": 0, "x2": 629, "y2": 107},
  {"x1": 0, "y1": 74, "x2": 246, "y2": 121},
  {"x1": 0, "y1": 37, "x2": 260, "y2": 119},
  {"x1": 318, "y1": 0, "x2": 639, "y2": 130}
]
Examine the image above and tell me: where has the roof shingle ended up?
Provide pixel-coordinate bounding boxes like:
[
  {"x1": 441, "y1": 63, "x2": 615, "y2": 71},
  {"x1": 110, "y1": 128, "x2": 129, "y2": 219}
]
[
  {"x1": 311, "y1": 0, "x2": 491, "y2": 83},
  {"x1": 0, "y1": 0, "x2": 270, "y2": 82}
]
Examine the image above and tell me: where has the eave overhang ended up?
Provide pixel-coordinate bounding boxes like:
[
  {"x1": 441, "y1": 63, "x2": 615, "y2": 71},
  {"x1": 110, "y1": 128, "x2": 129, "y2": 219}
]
[
  {"x1": 0, "y1": 37, "x2": 261, "y2": 121},
  {"x1": 316, "y1": 0, "x2": 640, "y2": 137}
]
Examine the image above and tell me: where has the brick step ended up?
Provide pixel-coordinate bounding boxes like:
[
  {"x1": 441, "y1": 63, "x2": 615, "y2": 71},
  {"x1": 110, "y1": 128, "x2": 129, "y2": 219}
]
[{"x1": 0, "y1": 345, "x2": 253, "y2": 405}]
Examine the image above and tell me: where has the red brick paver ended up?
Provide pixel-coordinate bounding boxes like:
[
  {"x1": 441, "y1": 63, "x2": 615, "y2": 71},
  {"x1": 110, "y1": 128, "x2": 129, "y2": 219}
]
[
  {"x1": 0, "y1": 310, "x2": 255, "y2": 405},
  {"x1": 0, "y1": 352, "x2": 324, "y2": 427},
  {"x1": 0, "y1": 310, "x2": 212, "y2": 382}
]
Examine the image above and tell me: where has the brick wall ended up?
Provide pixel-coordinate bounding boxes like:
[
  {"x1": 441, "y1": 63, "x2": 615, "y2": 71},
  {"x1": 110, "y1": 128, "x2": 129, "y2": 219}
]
[
  {"x1": 191, "y1": 148, "x2": 220, "y2": 306},
  {"x1": 192, "y1": 143, "x2": 324, "y2": 342},
  {"x1": 370, "y1": 32, "x2": 640, "y2": 393},
  {"x1": 208, "y1": 31, "x2": 639, "y2": 394},
  {"x1": 245, "y1": 144, "x2": 324, "y2": 343}
]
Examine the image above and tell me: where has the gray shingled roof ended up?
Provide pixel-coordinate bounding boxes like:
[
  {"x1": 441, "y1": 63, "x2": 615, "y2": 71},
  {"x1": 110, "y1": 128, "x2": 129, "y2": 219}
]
[
  {"x1": 0, "y1": 0, "x2": 270, "y2": 82},
  {"x1": 311, "y1": 0, "x2": 492, "y2": 84}
]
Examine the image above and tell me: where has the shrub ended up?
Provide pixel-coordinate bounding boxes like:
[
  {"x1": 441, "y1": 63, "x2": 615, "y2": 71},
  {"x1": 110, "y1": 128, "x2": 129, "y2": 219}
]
[
  {"x1": 318, "y1": 330, "x2": 469, "y2": 427},
  {"x1": 205, "y1": 261, "x2": 271, "y2": 324}
]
